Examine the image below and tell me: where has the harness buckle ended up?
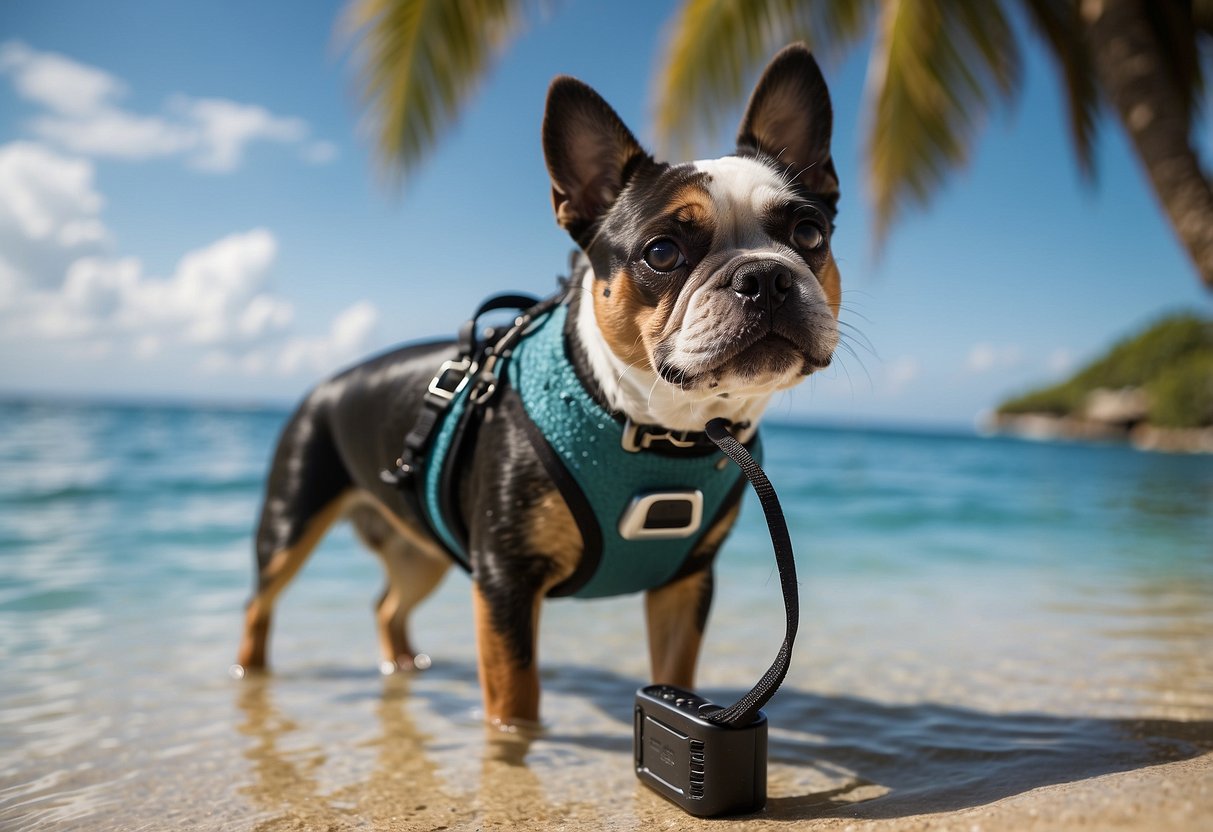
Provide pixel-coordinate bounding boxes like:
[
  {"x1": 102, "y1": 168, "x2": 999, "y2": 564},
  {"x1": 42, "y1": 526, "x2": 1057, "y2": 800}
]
[
  {"x1": 621, "y1": 419, "x2": 700, "y2": 453},
  {"x1": 469, "y1": 353, "x2": 503, "y2": 405},
  {"x1": 618, "y1": 490, "x2": 704, "y2": 540},
  {"x1": 427, "y1": 358, "x2": 473, "y2": 401}
]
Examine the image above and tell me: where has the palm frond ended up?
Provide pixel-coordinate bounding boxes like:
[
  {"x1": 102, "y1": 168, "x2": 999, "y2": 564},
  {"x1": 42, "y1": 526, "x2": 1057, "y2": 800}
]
[
  {"x1": 654, "y1": 0, "x2": 876, "y2": 158},
  {"x1": 1142, "y1": 0, "x2": 1208, "y2": 131},
  {"x1": 1197, "y1": 0, "x2": 1213, "y2": 33},
  {"x1": 865, "y1": 0, "x2": 1021, "y2": 245},
  {"x1": 1019, "y1": 0, "x2": 1100, "y2": 181},
  {"x1": 341, "y1": 0, "x2": 539, "y2": 182}
]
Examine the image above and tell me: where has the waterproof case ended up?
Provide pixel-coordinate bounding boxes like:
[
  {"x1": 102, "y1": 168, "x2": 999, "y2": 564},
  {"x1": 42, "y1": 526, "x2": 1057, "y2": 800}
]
[{"x1": 634, "y1": 684, "x2": 767, "y2": 816}]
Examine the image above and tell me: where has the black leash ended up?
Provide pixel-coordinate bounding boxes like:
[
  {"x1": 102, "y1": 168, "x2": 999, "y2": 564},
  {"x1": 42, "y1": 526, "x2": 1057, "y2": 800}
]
[
  {"x1": 702, "y1": 417, "x2": 799, "y2": 726},
  {"x1": 634, "y1": 417, "x2": 799, "y2": 816}
]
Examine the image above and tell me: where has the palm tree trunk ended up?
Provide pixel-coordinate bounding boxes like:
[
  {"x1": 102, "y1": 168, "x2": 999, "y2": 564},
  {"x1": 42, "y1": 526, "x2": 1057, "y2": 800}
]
[{"x1": 1082, "y1": 0, "x2": 1213, "y2": 291}]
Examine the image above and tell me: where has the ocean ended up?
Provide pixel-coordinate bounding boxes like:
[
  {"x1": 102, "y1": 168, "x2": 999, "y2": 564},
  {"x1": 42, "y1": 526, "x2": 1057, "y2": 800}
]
[{"x1": 1, "y1": 399, "x2": 1210, "y2": 830}]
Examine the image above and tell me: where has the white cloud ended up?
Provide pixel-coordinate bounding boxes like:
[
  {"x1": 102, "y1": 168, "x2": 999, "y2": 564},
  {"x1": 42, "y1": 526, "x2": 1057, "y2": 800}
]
[
  {"x1": 276, "y1": 301, "x2": 379, "y2": 376},
  {"x1": 0, "y1": 40, "x2": 336, "y2": 173},
  {"x1": 57, "y1": 218, "x2": 109, "y2": 247},
  {"x1": 0, "y1": 147, "x2": 375, "y2": 379},
  {"x1": 0, "y1": 141, "x2": 104, "y2": 241},
  {"x1": 965, "y1": 342, "x2": 1023, "y2": 374},
  {"x1": 0, "y1": 217, "x2": 294, "y2": 349},
  {"x1": 170, "y1": 96, "x2": 309, "y2": 172},
  {"x1": 885, "y1": 355, "x2": 921, "y2": 393},
  {"x1": 30, "y1": 229, "x2": 293, "y2": 345},
  {"x1": 0, "y1": 41, "x2": 124, "y2": 116},
  {"x1": 0, "y1": 38, "x2": 355, "y2": 385},
  {"x1": 0, "y1": 141, "x2": 110, "y2": 290},
  {"x1": 199, "y1": 301, "x2": 379, "y2": 378},
  {"x1": 57, "y1": 256, "x2": 141, "y2": 334},
  {"x1": 31, "y1": 108, "x2": 194, "y2": 160},
  {"x1": 7, "y1": 224, "x2": 379, "y2": 379},
  {"x1": 164, "y1": 229, "x2": 286, "y2": 343}
]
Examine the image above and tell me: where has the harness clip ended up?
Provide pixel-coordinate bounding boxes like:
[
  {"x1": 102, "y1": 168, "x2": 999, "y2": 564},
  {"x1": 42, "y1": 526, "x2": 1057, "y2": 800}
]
[{"x1": 427, "y1": 358, "x2": 473, "y2": 401}]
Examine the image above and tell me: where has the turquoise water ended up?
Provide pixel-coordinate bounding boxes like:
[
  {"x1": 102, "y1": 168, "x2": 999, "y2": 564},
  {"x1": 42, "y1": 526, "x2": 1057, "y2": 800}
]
[{"x1": 1, "y1": 399, "x2": 1211, "y2": 830}]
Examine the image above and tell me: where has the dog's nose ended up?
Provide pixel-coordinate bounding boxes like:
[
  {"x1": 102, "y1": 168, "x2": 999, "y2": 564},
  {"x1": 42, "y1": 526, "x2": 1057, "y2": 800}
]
[{"x1": 730, "y1": 261, "x2": 794, "y2": 306}]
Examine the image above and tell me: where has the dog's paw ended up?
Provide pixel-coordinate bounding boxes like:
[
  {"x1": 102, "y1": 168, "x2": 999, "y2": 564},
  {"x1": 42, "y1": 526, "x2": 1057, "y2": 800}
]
[{"x1": 378, "y1": 653, "x2": 432, "y2": 675}]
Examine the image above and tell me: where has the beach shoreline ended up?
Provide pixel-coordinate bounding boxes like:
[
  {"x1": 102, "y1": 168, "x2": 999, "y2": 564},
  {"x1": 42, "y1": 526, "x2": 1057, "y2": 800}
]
[{"x1": 3, "y1": 406, "x2": 1211, "y2": 831}]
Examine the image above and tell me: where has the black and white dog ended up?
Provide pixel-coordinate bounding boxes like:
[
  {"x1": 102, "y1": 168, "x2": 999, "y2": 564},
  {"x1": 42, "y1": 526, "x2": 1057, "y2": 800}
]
[{"x1": 236, "y1": 44, "x2": 841, "y2": 726}]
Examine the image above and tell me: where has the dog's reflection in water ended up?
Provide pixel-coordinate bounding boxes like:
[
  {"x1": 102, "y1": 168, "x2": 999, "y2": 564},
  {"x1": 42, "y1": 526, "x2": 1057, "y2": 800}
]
[{"x1": 233, "y1": 675, "x2": 597, "y2": 830}]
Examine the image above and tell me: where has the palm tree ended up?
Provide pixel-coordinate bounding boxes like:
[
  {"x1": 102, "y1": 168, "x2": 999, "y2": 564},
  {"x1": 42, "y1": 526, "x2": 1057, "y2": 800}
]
[{"x1": 342, "y1": 0, "x2": 1213, "y2": 291}]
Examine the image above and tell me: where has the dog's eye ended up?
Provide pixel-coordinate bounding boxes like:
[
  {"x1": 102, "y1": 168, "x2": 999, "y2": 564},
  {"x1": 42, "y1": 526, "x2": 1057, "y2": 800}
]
[
  {"x1": 792, "y1": 221, "x2": 825, "y2": 251},
  {"x1": 643, "y1": 239, "x2": 685, "y2": 272}
]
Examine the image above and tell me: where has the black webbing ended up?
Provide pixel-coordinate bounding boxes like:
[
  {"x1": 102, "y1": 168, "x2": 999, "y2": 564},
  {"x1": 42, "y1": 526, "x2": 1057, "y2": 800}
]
[
  {"x1": 702, "y1": 418, "x2": 799, "y2": 727},
  {"x1": 458, "y1": 293, "x2": 542, "y2": 354}
]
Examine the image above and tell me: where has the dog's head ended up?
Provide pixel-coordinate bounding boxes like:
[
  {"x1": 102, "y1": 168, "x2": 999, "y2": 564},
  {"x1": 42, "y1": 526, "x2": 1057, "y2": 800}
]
[{"x1": 543, "y1": 44, "x2": 841, "y2": 429}]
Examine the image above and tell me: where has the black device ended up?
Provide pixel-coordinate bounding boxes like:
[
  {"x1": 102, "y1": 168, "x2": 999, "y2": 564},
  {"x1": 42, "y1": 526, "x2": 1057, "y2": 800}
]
[
  {"x1": 634, "y1": 684, "x2": 767, "y2": 817},
  {"x1": 632, "y1": 419, "x2": 799, "y2": 817}
]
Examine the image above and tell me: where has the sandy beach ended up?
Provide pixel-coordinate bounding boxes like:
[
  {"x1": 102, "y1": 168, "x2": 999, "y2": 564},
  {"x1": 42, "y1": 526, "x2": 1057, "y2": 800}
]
[
  {"x1": 10, "y1": 650, "x2": 1209, "y2": 832},
  {"x1": 6, "y1": 570, "x2": 1211, "y2": 832}
]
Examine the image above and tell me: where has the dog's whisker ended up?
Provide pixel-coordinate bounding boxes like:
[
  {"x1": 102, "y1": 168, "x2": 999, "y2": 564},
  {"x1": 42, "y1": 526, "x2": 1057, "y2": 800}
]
[
  {"x1": 833, "y1": 343, "x2": 872, "y2": 392},
  {"x1": 837, "y1": 325, "x2": 877, "y2": 358}
]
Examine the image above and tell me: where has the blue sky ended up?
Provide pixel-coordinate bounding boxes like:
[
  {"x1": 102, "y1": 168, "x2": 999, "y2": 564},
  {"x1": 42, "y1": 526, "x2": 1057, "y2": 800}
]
[{"x1": 1, "y1": 0, "x2": 1209, "y2": 429}]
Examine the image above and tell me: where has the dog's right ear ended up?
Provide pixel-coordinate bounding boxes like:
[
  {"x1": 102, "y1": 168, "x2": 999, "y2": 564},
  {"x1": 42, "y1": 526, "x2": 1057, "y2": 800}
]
[{"x1": 543, "y1": 77, "x2": 651, "y2": 243}]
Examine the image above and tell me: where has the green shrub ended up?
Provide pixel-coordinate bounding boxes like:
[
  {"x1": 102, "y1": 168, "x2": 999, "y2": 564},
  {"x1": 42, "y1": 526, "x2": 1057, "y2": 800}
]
[
  {"x1": 997, "y1": 312, "x2": 1213, "y2": 419},
  {"x1": 1148, "y1": 352, "x2": 1213, "y2": 428},
  {"x1": 1070, "y1": 314, "x2": 1212, "y2": 390}
]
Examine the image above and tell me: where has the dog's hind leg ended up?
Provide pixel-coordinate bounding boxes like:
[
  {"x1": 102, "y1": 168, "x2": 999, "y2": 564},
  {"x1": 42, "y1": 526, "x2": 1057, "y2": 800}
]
[
  {"x1": 645, "y1": 568, "x2": 714, "y2": 688},
  {"x1": 348, "y1": 502, "x2": 451, "y2": 673},
  {"x1": 236, "y1": 403, "x2": 352, "y2": 674}
]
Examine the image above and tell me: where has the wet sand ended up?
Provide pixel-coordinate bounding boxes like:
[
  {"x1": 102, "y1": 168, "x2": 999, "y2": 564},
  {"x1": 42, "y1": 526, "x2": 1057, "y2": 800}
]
[
  {"x1": 5, "y1": 576, "x2": 1211, "y2": 832},
  {"x1": 10, "y1": 666, "x2": 1209, "y2": 832}
]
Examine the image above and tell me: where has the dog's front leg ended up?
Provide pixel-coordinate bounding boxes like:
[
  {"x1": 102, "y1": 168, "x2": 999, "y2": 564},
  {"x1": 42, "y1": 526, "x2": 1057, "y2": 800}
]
[
  {"x1": 472, "y1": 574, "x2": 545, "y2": 725},
  {"x1": 645, "y1": 568, "x2": 714, "y2": 688}
]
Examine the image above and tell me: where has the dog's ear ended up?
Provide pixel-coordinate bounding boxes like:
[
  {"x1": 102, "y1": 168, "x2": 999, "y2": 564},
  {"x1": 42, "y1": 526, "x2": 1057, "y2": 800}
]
[
  {"x1": 543, "y1": 77, "x2": 652, "y2": 242},
  {"x1": 737, "y1": 44, "x2": 839, "y2": 214}
]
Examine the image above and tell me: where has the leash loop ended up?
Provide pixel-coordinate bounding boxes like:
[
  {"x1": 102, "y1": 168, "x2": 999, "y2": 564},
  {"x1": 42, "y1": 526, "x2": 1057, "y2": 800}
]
[{"x1": 701, "y1": 418, "x2": 799, "y2": 727}]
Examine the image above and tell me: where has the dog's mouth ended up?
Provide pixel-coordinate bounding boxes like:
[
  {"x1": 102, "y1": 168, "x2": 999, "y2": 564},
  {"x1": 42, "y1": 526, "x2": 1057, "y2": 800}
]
[{"x1": 657, "y1": 322, "x2": 835, "y2": 390}]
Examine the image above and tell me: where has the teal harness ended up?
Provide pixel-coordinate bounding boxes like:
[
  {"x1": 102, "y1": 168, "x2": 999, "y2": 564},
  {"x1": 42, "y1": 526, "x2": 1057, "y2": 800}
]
[{"x1": 420, "y1": 301, "x2": 760, "y2": 598}]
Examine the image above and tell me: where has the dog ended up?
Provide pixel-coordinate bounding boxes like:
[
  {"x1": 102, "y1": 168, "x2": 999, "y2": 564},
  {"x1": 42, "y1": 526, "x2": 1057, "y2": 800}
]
[{"x1": 235, "y1": 43, "x2": 841, "y2": 727}]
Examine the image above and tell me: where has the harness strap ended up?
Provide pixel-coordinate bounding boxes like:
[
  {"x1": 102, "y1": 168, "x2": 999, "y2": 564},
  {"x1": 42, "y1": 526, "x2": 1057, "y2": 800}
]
[{"x1": 380, "y1": 293, "x2": 545, "y2": 488}]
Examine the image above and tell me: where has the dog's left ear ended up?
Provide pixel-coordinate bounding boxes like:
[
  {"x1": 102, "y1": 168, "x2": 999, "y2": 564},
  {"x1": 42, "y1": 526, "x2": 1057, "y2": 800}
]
[
  {"x1": 737, "y1": 44, "x2": 839, "y2": 214},
  {"x1": 543, "y1": 76, "x2": 653, "y2": 243}
]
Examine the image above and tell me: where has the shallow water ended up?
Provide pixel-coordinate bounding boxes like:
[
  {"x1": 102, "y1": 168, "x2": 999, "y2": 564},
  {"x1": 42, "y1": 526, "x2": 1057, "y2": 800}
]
[{"x1": 1, "y1": 400, "x2": 1211, "y2": 830}]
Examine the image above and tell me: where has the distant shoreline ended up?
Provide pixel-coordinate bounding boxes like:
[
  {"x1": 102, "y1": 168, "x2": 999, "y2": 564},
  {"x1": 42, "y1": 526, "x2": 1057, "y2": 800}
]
[{"x1": 984, "y1": 412, "x2": 1213, "y2": 454}]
